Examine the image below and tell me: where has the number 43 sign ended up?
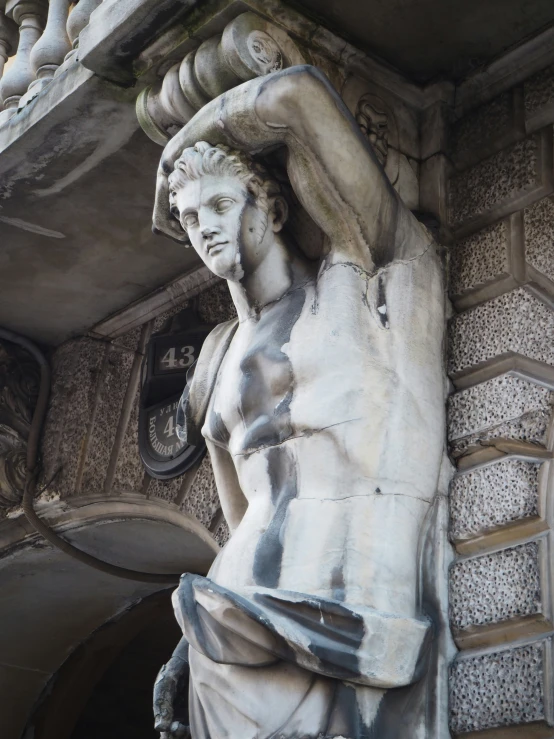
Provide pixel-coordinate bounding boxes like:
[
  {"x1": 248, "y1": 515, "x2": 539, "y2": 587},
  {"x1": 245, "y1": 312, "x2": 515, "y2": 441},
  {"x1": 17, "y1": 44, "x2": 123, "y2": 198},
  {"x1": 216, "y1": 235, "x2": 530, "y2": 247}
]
[{"x1": 138, "y1": 310, "x2": 214, "y2": 480}]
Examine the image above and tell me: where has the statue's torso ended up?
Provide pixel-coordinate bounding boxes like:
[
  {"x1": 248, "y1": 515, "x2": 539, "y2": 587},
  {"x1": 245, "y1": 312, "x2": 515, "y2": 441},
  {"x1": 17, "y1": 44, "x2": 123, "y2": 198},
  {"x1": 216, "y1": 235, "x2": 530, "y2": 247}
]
[{"x1": 203, "y1": 247, "x2": 445, "y2": 616}]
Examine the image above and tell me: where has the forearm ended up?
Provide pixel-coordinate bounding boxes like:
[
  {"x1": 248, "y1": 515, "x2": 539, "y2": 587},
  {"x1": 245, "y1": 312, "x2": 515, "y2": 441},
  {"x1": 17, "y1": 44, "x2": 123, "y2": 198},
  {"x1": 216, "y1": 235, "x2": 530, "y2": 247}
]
[
  {"x1": 153, "y1": 637, "x2": 190, "y2": 734},
  {"x1": 155, "y1": 65, "x2": 400, "y2": 262}
]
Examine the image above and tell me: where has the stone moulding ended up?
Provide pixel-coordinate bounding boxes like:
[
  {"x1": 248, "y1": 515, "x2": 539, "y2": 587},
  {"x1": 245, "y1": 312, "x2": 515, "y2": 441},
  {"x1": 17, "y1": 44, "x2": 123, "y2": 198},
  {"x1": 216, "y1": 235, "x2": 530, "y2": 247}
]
[
  {"x1": 77, "y1": 0, "x2": 433, "y2": 110},
  {"x1": 91, "y1": 265, "x2": 221, "y2": 339},
  {"x1": 450, "y1": 352, "x2": 554, "y2": 392},
  {"x1": 453, "y1": 612, "x2": 554, "y2": 652},
  {"x1": 453, "y1": 722, "x2": 554, "y2": 739},
  {"x1": 455, "y1": 439, "x2": 552, "y2": 474}
]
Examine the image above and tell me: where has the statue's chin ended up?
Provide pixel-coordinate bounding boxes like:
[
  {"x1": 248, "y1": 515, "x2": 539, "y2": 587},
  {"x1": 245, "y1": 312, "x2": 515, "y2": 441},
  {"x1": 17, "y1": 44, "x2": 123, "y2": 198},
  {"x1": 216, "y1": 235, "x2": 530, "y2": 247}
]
[{"x1": 208, "y1": 259, "x2": 244, "y2": 283}]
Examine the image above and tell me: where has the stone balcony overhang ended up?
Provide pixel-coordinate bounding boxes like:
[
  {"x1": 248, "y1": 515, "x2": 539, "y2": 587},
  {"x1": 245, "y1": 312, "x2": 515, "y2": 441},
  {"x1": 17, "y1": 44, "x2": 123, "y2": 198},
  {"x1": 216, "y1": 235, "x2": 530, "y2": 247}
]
[{"x1": 2, "y1": 0, "x2": 554, "y2": 346}]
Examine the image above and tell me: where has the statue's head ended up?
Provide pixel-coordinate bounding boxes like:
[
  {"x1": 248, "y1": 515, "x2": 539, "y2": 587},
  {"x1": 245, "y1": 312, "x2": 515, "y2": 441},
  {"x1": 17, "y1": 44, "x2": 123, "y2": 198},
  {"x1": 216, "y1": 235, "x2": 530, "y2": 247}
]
[{"x1": 168, "y1": 142, "x2": 288, "y2": 282}]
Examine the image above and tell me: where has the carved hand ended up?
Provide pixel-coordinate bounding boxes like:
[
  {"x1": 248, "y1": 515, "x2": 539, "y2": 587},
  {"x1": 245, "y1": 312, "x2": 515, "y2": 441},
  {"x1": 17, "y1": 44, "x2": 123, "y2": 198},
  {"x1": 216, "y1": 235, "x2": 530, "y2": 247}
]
[{"x1": 153, "y1": 637, "x2": 190, "y2": 738}]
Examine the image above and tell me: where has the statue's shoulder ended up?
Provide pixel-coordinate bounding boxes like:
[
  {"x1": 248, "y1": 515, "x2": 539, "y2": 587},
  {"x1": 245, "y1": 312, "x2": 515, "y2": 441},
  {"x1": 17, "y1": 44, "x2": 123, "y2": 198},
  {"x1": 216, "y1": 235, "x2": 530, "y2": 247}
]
[{"x1": 178, "y1": 318, "x2": 239, "y2": 446}]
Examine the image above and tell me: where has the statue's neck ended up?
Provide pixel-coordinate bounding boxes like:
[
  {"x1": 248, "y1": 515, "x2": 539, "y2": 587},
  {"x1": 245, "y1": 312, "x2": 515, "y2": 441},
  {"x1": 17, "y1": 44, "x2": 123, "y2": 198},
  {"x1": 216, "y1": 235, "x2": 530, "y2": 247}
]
[{"x1": 228, "y1": 237, "x2": 313, "y2": 322}]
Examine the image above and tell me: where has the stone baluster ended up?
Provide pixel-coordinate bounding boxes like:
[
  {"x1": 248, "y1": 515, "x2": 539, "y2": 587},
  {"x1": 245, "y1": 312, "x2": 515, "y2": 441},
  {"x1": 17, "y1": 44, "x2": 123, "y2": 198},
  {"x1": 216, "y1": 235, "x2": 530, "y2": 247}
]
[
  {"x1": 64, "y1": 0, "x2": 102, "y2": 63},
  {"x1": 0, "y1": 5, "x2": 18, "y2": 103},
  {"x1": 20, "y1": 0, "x2": 71, "y2": 102},
  {"x1": 0, "y1": 0, "x2": 46, "y2": 122}
]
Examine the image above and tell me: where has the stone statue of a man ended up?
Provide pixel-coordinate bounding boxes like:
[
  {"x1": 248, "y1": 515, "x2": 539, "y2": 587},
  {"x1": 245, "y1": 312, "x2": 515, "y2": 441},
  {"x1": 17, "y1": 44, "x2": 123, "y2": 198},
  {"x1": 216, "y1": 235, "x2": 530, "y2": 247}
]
[{"x1": 152, "y1": 65, "x2": 448, "y2": 739}]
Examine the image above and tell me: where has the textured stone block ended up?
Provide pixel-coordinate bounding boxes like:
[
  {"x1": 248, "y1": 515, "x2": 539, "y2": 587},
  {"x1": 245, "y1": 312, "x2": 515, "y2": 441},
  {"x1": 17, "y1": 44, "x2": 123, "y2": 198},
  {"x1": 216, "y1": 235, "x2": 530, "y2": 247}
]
[
  {"x1": 450, "y1": 460, "x2": 541, "y2": 541},
  {"x1": 198, "y1": 281, "x2": 236, "y2": 324},
  {"x1": 449, "y1": 136, "x2": 539, "y2": 228},
  {"x1": 148, "y1": 475, "x2": 183, "y2": 504},
  {"x1": 113, "y1": 385, "x2": 143, "y2": 493},
  {"x1": 450, "y1": 542, "x2": 541, "y2": 630},
  {"x1": 525, "y1": 64, "x2": 554, "y2": 120},
  {"x1": 449, "y1": 288, "x2": 554, "y2": 375},
  {"x1": 448, "y1": 375, "x2": 554, "y2": 442},
  {"x1": 152, "y1": 303, "x2": 191, "y2": 334},
  {"x1": 181, "y1": 455, "x2": 220, "y2": 530},
  {"x1": 524, "y1": 196, "x2": 554, "y2": 283},
  {"x1": 449, "y1": 642, "x2": 546, "y2": 734},
  {"x1": 451, "y1": 92, "x2": 513, "y2": 168},
  {"x1": 111, "y1": 326, "x2": 141, "y2": 352},
  {"x1": 81, "y1": 349, "x2": 134, "y2": 496},
  {"x1": 42, "y1": 339, "x2": 106, "y2": 497},
  {"x1": 213, "y1": 519, "x2": 230, "y2": 547},
  {"x1": 449, "y1": 220, "x2": 509, "y2": 297}
]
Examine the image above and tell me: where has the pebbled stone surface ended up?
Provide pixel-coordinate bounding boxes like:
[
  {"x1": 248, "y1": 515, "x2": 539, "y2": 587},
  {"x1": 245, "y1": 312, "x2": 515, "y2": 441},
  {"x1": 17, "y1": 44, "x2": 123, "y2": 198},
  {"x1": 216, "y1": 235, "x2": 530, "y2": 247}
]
[
  {"x1": 449, "y1": 136, "x2": 539, "y2": 228},
  {"x1": 451, "y1": 92, "x2": 513, "y2": 169},
  {"x1": 524, "y1": 196, "x2": 554, "y2": 283},
  {"x1": 450, "y1": 460, "x2": 541, "y2": 540},
  {"x1": 524, "y1": 64, "x2": 554, "y2": 117},
  {"x1": 449, "y1": 288, "x2": 554, "y2": 375},
  {"x1": 181, "y1": 455, "x2": 220, "y2": 530},
  {"x1": 450, "y1": 542, "x2": 541, "y2": 629},
  {"x1": 450, "y1": 642, "x2": 545, "y2": 734},
  {"x1": 448, "y1": 375, "x2": 554, "y2": 441},
  {"x1": 449, "y1": 220, "x2": 509, "y2": 297},
  {"x1": 80, "y1": 349, "x2": 134, "y2": 496}
]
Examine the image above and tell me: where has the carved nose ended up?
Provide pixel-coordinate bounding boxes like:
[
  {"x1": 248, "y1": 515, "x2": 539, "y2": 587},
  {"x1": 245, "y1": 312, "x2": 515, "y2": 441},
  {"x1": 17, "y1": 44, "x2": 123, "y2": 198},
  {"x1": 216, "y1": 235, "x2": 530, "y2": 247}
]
[{"x1": 202, "y1": 226, "x2": 218, "y2": 239}]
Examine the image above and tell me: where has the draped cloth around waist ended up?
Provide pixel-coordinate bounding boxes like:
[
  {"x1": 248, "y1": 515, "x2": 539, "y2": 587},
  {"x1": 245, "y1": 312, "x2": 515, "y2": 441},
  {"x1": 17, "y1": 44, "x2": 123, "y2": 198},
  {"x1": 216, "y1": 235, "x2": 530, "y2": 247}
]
[{"x1": 172, "y1": 575, "x2": 431, "y2": 739}]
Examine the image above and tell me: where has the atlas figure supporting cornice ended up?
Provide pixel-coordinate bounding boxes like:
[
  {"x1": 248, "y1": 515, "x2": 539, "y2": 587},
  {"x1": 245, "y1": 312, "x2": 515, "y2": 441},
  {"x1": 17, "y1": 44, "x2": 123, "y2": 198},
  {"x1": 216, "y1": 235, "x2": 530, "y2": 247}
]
[{"x1": 152, "y1": 65, "x2": 450, "y2": 739}]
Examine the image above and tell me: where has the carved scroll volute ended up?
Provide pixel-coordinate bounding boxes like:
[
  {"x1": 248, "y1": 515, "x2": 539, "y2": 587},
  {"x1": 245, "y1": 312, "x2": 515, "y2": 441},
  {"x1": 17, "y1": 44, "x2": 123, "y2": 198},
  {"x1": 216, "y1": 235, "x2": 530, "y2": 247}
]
[
  {"x1": 64, "y1": 0, "x2": 102, "y2": 61},
  {"x1": 0, "y1": 341, "x2": 39, "y2": 508},
  {"x1": 0, "y1": 0, "x2": 46, "y2": 119},
  {"x1": 0, "y1": 4, "x2": 18, "y2": 101},
  {"x1": 137, "y1": 11, "x2": 305, "y2": 145},
  {"x1": 26, "y1": 0, "x2": 71, "y2": 95}
]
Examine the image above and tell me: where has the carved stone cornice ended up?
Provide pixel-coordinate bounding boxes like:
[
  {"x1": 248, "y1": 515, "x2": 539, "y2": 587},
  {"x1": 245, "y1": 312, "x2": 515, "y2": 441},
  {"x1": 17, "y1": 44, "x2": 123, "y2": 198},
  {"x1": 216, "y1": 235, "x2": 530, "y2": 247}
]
[{"x1": 0, "y1": 340, "x2": 39, "y2": 508}]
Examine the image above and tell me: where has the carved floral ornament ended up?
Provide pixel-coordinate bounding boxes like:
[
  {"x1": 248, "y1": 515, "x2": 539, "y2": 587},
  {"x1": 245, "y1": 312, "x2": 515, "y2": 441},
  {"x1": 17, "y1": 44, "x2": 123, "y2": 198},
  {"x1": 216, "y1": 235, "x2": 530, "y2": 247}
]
[{"x1": 0, "y1": 340, "x2": 39, "y2": 507}]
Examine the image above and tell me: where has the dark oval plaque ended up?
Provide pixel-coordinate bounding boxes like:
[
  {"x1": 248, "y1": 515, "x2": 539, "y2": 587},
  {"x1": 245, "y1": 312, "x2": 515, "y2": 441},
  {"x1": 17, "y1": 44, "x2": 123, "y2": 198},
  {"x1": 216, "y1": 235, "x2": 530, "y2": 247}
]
[{"x1": 138, "y1": 308, "x2": 212, "y2": 480}]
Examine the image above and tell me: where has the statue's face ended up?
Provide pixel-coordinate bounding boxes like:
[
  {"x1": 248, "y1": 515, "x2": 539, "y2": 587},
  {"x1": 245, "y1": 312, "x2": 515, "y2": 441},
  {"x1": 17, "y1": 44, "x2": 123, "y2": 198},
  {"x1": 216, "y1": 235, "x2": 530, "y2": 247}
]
[{"x1": 173, "y1": 174, "x2": 276, "y2": 282}]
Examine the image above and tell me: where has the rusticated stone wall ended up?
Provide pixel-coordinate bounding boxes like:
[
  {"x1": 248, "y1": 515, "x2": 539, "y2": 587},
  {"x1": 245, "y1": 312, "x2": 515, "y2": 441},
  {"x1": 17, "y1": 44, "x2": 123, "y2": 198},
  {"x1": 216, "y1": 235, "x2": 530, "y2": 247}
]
[
  {"x1": 447, "y1": 64, "x2": 554, "y2": 737},
  {"x1": 40, "y1": 281, "x2": 236, "y2": 548}
]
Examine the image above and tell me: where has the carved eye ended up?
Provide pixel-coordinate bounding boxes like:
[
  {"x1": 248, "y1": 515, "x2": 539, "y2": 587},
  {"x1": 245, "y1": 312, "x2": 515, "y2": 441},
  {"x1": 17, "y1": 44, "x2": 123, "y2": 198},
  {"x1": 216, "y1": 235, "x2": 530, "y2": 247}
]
[
  {"x1": 215, "y1": 198, "x2": 234, "y2": 213},
  {"x1": 182, "y1": 213, "x2": 198, "y2": 230}
]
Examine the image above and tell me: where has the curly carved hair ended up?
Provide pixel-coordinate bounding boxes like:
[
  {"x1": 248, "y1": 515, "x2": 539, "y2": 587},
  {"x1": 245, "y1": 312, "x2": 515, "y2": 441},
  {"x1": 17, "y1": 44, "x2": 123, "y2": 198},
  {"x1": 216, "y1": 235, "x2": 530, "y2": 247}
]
[{"x1": 168, "y1": 141, "x2": 283, "y2": 228}]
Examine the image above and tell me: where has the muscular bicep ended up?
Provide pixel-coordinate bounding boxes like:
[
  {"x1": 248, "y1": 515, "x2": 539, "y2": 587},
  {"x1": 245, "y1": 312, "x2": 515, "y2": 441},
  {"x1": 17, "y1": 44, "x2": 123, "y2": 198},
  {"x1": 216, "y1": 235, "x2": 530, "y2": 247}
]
[
  {"x1": 207, "y1": 440, "x2": 248, "y2": 532},
  {"x1": 255, "y1": 67, "x2": 401, "y2": 268}
]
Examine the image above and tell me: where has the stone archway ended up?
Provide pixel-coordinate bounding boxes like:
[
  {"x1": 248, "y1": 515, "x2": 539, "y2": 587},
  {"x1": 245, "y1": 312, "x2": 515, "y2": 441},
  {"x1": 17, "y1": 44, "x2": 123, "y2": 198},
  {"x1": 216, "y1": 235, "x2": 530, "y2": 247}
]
[{"x1": 0, "y1": 497, "x2": 218, "y2": 739}]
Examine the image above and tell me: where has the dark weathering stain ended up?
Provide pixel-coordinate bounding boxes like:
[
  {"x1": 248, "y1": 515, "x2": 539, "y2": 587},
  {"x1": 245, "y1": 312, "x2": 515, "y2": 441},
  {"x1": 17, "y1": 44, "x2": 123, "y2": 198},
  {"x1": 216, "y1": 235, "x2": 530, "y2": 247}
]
[
  {"x1": 331, "y1": 562, "x2": 346, "y2": 602},
  {"x1": 245, "y1": 286, "x2": 306, "y2": 587},
  {"x1": 252, "y1": 446, "x2": 298, "y2": 588},
  {"x1": 327, "y1": 682, "x2": 367, "y2": 738},
  {"x1": 206, "y1": 409, "x2": 230, "y2": 449},
  {"x1": 256, "y1": 591, "x2": 365, "y2": 682},
  {"x1": 239, "y1": 287, "x2": 305, "y2": 452}
]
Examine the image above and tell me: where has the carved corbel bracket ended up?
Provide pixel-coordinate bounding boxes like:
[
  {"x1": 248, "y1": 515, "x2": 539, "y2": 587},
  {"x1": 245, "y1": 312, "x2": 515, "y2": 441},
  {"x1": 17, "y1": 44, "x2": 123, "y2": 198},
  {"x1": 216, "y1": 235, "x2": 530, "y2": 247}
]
[
  {"x1": 0, "y1": 340, "x2": 39, "y2": 508},
  {"x1": 136, "y1": 11, "x2": 305, "y2": 145}
]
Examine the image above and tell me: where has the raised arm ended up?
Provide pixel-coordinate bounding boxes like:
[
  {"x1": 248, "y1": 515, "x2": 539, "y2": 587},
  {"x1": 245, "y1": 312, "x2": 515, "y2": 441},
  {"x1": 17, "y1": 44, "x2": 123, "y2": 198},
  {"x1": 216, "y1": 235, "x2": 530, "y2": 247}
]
[{"x1": 154, "y1": 66, "x2": 422, "y2": 268}]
